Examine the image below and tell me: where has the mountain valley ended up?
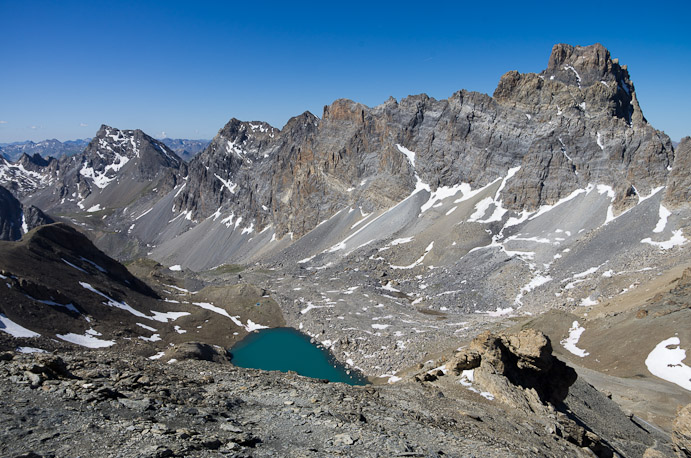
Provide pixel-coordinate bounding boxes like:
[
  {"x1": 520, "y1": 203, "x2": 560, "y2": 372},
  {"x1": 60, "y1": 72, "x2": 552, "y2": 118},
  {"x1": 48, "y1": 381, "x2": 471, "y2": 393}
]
[{"x1": 0, "y1": 43, "x2": 689, "y2": 457}]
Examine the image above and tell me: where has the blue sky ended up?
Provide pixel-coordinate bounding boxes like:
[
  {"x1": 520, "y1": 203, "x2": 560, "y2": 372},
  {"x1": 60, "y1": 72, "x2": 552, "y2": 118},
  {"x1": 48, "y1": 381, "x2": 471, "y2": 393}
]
[{"x1": 1, "y1": 1, "x2": 689, "y2": 142}]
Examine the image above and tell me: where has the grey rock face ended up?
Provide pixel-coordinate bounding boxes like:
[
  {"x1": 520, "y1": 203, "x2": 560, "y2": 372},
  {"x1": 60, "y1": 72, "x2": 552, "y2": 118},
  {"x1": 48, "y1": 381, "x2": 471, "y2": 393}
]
[
  {"x1": 0, "y1": 185, "x2": 52, "y2": 241},
  {"x1": 172, "y1": 43, "x2": 677, "y2": 241},
  {"x1": 665, "y1": 136, "x2": 691, "y2": 207},
  {"x1": 0, "y1": 185, "x2": 24, "y2": 240}
]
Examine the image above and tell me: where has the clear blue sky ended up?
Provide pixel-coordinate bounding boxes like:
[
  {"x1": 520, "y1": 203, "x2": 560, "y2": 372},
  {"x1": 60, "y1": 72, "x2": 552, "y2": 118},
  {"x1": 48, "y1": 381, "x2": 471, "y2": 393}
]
[{"x1": 1, "y1": 1, "x2": 689, "y2": 143}]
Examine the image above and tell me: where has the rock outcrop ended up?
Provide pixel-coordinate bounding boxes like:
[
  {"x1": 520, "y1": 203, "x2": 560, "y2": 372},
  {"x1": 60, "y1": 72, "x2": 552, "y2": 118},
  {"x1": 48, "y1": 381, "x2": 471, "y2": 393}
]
[
  {"x1": 666, "y1": 137, "x2": 691, "y2": 207},
  {"x1": 444, "y1": 329, "x2": 577, "y2": 412},
  {"x1": 437, "y1": 330, "x2": 619, "y2": 456},
  {"x1": 0, "y1": 185, "x2": 52, "y2": 241},
  {"x1": 469, "y1": 329, "x2": 577, "y2": 412}
]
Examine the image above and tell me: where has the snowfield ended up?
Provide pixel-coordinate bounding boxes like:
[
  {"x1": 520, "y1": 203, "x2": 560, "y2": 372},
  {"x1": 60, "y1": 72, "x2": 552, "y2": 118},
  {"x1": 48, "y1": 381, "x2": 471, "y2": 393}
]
[{"x1": 645, "y1": 336, "x2": 691, "y2": 391}]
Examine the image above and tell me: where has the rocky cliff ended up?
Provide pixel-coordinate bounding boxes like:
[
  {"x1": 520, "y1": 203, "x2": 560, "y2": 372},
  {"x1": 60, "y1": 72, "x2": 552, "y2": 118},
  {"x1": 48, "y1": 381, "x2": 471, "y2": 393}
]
[
  {"x1": 0, "y1": 185, "x2": 52, "y2": 241},
  {"x1": 168, "y1": 43, "x2": 674, "y2": 242}
]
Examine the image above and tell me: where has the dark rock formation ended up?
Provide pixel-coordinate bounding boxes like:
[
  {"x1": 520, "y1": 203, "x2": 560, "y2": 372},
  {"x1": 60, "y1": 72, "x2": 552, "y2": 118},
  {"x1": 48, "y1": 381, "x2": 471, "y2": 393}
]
[
  {"x1": 162, "y1": 342, "x2": 231, "y2": 364},
  {"x1": 0, "y1": 185, "x2": 52, "y2": 241}
]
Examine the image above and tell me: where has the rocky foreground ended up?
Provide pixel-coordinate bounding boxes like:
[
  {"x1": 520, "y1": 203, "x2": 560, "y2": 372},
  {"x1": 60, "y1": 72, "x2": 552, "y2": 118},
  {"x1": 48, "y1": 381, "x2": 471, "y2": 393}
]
[{"x1": 1, "y1": 329, "x2": 688, "y2": 458}]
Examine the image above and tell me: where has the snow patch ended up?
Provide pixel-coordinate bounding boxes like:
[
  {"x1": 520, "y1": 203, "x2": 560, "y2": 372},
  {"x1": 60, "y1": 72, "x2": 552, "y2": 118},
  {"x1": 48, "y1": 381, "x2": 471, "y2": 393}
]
[
  {"x1": 641, "y1": 230, "x2": 687, "y2": 250},
  {"x1": 246, "y1": 320, "x2": 269, "y2": 332},
  {"x1": 136, "y1": 323, "x2": 157, "y2": 332},
  {"x1": 396, "y1": 144, "x2": 416, "y2": 167},
  {"x1": 561, "y1": 321, "x2": 589, "y2": 357},
  {"x1": 420, "y1": 183, "x2": 467, "y2": 213},
  {"x1": 21, "y1": 212, "x2": 29, "y2": 234},
  {"x1": 580, "y1": 296, "x2": 598, "y2": 307},
  {"x1": 62, "y1": 258, "x2": 88, "y2": 273},
  {"x1": 390, "y1": 242, "x2": 434, "y2": 270},
  {"x1": 514, "y1": 275, "x2": 552, "y2": 305},
  {"x1": 459, "y1": 369, "x2": 494, "y2": 400},
  {"x1": 214, "y1": 173, "x2": 238, "y2": 194},
  {"x1": 139, "y1": 333, "x2": 161, "y2": 342},
  {"x1": 564, "y1": 65, "x2": 581, "y2": 87},
  {"x1": 0, "y1": 313, "x2": 40, "y2": 338},
  {"x1": 16, "y1": 347, "x2": 47, "y2": 354},
  {"x1": 645, "y1": 337, "x2": 691, "y2": 391},
  {"x1": 653, "y1": 205, "x2": 671, "y2": 233},
  {"x1": 57, "y1": 330, "x2": 115, "y2": 348}
]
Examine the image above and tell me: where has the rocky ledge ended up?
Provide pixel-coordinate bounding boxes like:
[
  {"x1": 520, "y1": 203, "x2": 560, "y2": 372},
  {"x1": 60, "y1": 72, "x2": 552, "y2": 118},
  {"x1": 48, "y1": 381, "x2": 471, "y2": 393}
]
[{"x1": 0, "y1": 329, "x2": 683, "y2": 457}]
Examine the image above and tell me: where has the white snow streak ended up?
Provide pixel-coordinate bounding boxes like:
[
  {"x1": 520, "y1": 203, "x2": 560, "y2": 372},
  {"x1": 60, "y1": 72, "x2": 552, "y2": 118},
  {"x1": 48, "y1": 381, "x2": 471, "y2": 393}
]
[
  {"x1": 653, "y1": 205, "x2": 671, "y2": 233},
  {"x1": 57, "y1": 330, "x2": 115, "y2": 348},
  {"x1": 641, "y1": 230, "x2": 687, "y2": 250},
  {"x1": 0, "y1": 313, "x2": 41, "y2": 338},
  {"x1": 561, "y1": 321, "x2": 589, "y2": 357}
]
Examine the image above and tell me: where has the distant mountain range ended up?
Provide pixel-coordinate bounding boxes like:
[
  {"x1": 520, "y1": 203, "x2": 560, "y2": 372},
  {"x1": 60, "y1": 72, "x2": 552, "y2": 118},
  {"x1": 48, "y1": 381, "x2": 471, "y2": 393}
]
[
  {"x1": 0, "y1": 137, "x2": 209, "y2": 162},
  {"x1": 159, "y1": 138, "x2": 210, "y2": 162},
  {"x1": 0, "y1": 138, "x2": 91, "y2": 161}
]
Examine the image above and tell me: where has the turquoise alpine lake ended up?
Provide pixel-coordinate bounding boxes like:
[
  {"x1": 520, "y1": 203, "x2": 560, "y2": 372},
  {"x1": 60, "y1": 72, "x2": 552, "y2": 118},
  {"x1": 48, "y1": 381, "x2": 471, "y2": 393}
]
[{"x1": 230, "y1": 327, "x2": 368, "y2": 385}]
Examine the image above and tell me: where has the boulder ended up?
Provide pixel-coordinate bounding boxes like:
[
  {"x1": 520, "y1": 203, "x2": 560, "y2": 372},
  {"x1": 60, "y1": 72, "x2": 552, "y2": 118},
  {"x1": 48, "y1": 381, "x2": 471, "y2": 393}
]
[
  {"x1": 445, "y1": 349, "x2": 481, "y2": 375},
  {"x1": 469, "y1": 330, "x2": 576, "y2": 411},
  {"x1": 163, "y1": 342, "x2": 231, "y2": 364}
]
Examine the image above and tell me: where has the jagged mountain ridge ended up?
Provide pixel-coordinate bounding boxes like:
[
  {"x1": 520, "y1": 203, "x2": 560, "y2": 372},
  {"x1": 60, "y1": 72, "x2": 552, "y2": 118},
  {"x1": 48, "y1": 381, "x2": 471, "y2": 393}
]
[
  {"x1": 137, "y1": 43, "x2": 680, "y2": 268},
  {"x1": 167, "y1": 43, "x2": 674, "y2": 240},
  {"x1": 6, "y1": 43, "x2": 680, "y2": 259}
]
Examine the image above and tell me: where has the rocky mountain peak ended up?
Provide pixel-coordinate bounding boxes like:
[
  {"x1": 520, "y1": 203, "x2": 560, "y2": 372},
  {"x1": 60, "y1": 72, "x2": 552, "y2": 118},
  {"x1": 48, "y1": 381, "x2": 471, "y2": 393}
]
[
  {"x1": 494, "y1": 42, "x2": 644, "y2": 126},
  {"x1": 543, "y1": 43, "x2": 626, "y2": 87},
  {"x1": 17, "y1": 153, "x2": 55, "y2": 170},
  {"x1": 322, "y1": 99, "x2": 370, "y2": 123},
  {"x1": 282, "y1": 111, "x2": 319, "y2": 132},
  {"x1": 200, "y1": 118, "x2": 279, "y2": 166},
  {"x1": 79, "y1": 124, "x2": 182, "y2": 187}
]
